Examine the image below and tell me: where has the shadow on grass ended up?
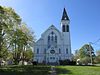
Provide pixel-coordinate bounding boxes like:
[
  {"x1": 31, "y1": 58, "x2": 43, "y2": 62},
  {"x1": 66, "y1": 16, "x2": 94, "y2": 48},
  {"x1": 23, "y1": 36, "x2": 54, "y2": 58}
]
[
  {"x1": 0, "y1": 65, "x2": 50, "y2": 75},
  {"x1": 56, "y1": 67, "x2": 72, "y2": 75}
]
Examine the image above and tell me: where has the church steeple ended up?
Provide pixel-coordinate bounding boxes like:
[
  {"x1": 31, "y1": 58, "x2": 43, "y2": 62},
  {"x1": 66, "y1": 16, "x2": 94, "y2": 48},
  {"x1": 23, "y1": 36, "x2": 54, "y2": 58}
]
[
  {"x1": 61, "y1": 8, "x2": 69, "y2": 20},
  {"x1": 61, "y1": 8, "x2": 70, "y2": 32}
]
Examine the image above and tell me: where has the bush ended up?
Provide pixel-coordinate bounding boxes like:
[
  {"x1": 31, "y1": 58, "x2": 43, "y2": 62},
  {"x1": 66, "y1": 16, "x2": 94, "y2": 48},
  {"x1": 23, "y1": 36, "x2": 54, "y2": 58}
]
[
  {"x1": 70, "y1": 61, "x2": 76, "y2": 65},
  {"x1": 81, "y1": 57, "x2": 91, "y2": 65},
  {"x1": 32, "y1": 61, "x2": 37, "y2": 65},
  {"x1": 94, "y1": 56, "x2": 100, "y2": 64},
  {"x1": 59, "y1": 59, "x2": 76, "y2": 65}
]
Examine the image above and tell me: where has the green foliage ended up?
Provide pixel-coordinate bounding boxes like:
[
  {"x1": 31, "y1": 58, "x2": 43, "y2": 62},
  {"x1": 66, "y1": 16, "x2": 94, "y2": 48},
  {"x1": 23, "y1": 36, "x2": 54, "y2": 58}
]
[
  {"x1": 74, "y1": 44, "x2": 95, "y2": 64},
  {"x1": 24, "y1": 49, "x2": 33, "y2": 61},
  {"x1": 74, "y1": 50, "x2": 80, "y2": 61},
  {"x1": 81, "y1": 56, "x2": 91, "y2": 65},
  {"x1": 0, "y1": 6, "x2": 35, "y2": 64},
  {"x1": 94, "y1": 50, "x2": 100, "y2": 64},
  {"x1": 11, "y1": 24, "x2": 35, "y2": 64},
  {"x1": 96, "y1": 50, "x2": 100, "y2": 56},
  {"x1": 79, "y1": 44, "x2": 94, "y2": 58},
  {"x1": 0, "y1": 6, "x2": 21, "y2": 60},
  {"x1": 94, "y1": 56, "x2": 100, "y2": 63},
  {"x1": 79, "y1": 48, "x2": 87, "y2": 58}
]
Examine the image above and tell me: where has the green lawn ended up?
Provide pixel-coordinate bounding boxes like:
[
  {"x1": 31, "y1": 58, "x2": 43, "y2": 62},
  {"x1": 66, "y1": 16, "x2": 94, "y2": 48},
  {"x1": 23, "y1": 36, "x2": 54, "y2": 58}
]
[
  {"x1": 0, "y1": 65, "x2": 51, "y2": 75},
  {"x1": 55, "y1": 66, "x2": 100, "y2": 75},
  {"x1": 1, "y1": 65, "x2": 100, "y2": 75}
]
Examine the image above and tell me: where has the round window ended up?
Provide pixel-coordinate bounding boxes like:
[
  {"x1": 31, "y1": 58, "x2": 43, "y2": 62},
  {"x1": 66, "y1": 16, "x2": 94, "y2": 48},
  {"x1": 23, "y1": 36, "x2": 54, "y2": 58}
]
[{"x1": 50, "y1": 50, "x2": 55, "y2": 54}]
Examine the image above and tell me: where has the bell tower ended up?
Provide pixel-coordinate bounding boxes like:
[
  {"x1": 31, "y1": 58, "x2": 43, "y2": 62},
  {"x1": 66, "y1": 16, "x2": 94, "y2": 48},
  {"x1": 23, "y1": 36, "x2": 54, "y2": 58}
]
[
  {"x1": 61, "y1": 8, "x2": 71, "y2": 60},
  {"x1": 61, "y1": 8, "x2": 70, "y2": 32}
]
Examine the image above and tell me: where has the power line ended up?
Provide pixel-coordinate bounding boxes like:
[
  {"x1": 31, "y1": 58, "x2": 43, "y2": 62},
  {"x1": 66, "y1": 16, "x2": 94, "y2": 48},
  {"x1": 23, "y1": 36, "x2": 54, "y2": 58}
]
[
  {"x1": 90, "y1": 38, "x2": 100, "y2": 50},
  {"x1": 92, "y1": 38, "x2": 100, "y2": 45},
  {"x1": 88, "y1": 38, "x2": 100, "y2": 65}
]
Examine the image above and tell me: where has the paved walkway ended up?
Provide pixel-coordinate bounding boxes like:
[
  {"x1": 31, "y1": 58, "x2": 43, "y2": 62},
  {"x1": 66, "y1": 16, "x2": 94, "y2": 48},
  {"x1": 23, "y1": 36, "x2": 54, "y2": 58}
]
[{"x1": 50, "y1": 66, "x2": 56, "y2": 75}]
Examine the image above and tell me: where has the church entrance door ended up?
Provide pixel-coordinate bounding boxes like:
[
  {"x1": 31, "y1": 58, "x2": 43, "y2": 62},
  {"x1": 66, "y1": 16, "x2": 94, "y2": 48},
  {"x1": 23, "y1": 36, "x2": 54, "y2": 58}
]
[{"x1": 49, "y1": 56, "x2": 56, "y2": 63}]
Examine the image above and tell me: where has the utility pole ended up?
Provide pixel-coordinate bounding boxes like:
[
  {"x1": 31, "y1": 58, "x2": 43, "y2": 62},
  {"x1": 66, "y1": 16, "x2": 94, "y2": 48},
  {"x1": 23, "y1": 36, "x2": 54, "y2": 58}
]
[
  {"x1": 88, "y1": 38, "x2": 100, "y2": 65},
  {"x1": 89, "y1": 42, "x2": 93, "y2": 65}
]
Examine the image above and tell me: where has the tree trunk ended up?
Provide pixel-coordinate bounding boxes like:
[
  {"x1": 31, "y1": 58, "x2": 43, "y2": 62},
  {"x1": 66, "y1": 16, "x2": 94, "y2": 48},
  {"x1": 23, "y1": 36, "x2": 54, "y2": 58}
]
[{"x1": 0, "y1": 25, "x2": 2, "y2": 58}]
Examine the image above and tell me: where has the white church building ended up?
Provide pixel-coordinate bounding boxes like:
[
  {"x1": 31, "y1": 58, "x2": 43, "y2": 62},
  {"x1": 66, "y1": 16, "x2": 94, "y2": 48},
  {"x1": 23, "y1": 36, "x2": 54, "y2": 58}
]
[{"x1": 34, "y1": 8, "x2": 72, "y2": 64}]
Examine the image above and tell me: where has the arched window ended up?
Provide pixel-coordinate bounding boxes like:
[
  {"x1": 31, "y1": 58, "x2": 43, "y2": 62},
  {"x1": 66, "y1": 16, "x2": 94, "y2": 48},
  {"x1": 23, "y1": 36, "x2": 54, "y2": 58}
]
[
  {"x1": 51, "y1": 31, "x2": 54, "y2": 35},
  {"x1": 51, "y1": 35, "x2": 53, "y2": 41},
  {"x1": 48, "y1": 36, "x2": 50, "y2": 41},
  {"x1": 37, "y1": 48, "x2": 39, "y2": 54},
  {"x1": 48, "y1": 36, "x2": 50, "y2": 48},
  {"x1": 66, "y1": 25, "x2": 69, "y2": 32},
  {"x1": 62, "y1": 25, "x2": 65, "y2": 32},
  {"x1": 44, "y1": 48, "x2": 46, "y2": 53},
  {"x1": 59, "y1": 48, "x2": 61, "y2": 54},
  {"x1": 47, "y1": 32, "x2": 57, "y2": 48},
  {"x1": 66, "y1": 48, "x2": 68, "y2": 54},
  {"x1": 55, "y1": 36, "x2": 57, "y2": 43}
]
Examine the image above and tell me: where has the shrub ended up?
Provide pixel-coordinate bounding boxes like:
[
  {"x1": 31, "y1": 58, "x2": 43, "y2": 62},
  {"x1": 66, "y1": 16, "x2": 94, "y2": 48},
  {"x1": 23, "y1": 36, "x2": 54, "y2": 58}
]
[
  {"x1": 80, "y1": 57, "x2": 91, "y2": 65},
  {"x1": 59, "y1": 59, "x2": 76, "y2": 65},
  {"x1": 32, "y1": 61, "x2": 37, "y2": 65},
  {"x1": 94, "y1": 56, "x2": 100, "y2": 64}
]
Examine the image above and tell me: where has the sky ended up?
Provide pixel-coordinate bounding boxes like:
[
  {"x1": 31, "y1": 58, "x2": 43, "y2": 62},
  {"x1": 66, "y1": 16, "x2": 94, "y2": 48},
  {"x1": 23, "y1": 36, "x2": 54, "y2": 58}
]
[{"x1": 0, "y1": 0, "x2": 100, "y2": 53}]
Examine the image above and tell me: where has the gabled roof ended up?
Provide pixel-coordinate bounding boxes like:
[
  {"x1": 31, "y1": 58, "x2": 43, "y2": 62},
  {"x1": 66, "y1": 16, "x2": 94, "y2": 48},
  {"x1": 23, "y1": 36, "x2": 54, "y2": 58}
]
[
  {"x1": 41, "y1": 25, "x2": 61, "y2": 37},
  {"x1": 35, "y1": 25, "x2": 62, "y2": 43},
  {"x1": 61, "y1": 8, "x2": 69, "y2": 20}
]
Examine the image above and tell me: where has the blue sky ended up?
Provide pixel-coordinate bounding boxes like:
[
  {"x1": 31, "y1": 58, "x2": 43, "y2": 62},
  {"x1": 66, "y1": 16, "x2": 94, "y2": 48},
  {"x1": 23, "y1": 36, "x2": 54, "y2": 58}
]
[{"x1": 0, "y1": 0, "x2": 100, "y2": 53}]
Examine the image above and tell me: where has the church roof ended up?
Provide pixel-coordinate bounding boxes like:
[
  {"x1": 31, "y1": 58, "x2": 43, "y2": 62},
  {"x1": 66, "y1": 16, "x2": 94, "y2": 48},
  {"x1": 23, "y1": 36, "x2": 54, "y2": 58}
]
[
  {"x1": 36, "y1": 25, "x2": 62, "y2": 44},
  {"x1": 41, "y1": 25, "x2": 61, "y2": 37},
  {"x1": 61, "y1": 8, "x2": 69, "y2": 20},
  {"x1": 48, "y1": 25, "x2": 61, "y2": 33}
]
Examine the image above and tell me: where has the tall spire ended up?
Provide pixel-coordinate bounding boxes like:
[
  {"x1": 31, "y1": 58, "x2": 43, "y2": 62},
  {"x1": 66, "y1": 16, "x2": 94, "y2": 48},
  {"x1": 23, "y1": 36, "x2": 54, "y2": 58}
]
[{"x1": 61, "y1": 8, "x2": 69, "y2": 20}]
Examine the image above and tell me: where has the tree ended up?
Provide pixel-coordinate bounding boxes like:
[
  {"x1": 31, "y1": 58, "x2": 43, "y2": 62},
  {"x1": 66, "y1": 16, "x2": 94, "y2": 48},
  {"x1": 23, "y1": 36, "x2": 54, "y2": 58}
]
[
  {"x1": 0, "y1": 6, "x2": 35, "y2": 65},
  {"x1": 73, "y1": 50, "x2": 80, "y2": 61},
  {"x1": 76, "y1": 44, "x2": 95, "y2": 65},
  {"x1": 0, "y1": 6, "x2": 21, "y2": 60},
  {"x1": 94, "y1": 56, "x2": 100, "y2": 64},
  {"x1": 96, "y1": 50, "x2": 100, "y2": 56},
  {"x1": 11, "y1": 23, "x2": 35, "y2": 64},
  {"x1": 20, "y1": 23, "x2": 35, "y2": 64},
  {"x1": 80, "y1": 44, "x2": 94, "y2": 56},
  {"x1": 24, "y1": 48, "x2": 33, "y2": 61},
  {"x1": 94, "y1": 50, "x2": 100, "y2": 64},
  {"x1": 81, "y1": 56, "x2": 91, "y2": 65}
]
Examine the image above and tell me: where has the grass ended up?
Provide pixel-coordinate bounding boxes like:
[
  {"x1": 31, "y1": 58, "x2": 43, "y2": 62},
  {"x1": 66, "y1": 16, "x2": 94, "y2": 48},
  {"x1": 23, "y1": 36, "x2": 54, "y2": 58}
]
[
  {"x1": 55, "y1": 66, "x2": 100, "y2": 75},
  {"x1": 1, "y1": 65, "x2": 100, "y2": 75},
  {"x1": 0, "y1": 65, "x2": 51, "y2": 75}
]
